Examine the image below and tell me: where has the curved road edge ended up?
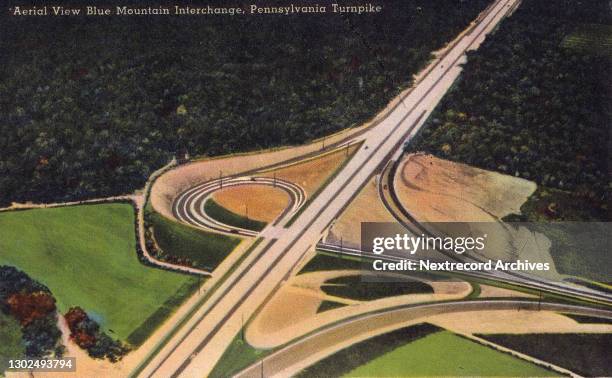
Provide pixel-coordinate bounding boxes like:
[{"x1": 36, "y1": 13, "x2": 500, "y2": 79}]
[
  {"x1": 378, "y1": 154, "x2": 612, "y2": 304},
  {"x1": 173, "y1": 177, "x2": 305, "y2": 237},
  {"x1": 235, "y1": 300, "x2": 612, "y2": 378}
]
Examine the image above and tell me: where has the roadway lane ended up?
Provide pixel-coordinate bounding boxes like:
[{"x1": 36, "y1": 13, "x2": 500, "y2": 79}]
[
  {"x1": 235, "y1": 300, "x2": 612, "y2": 377},
  {"x1": 137, "y1": 1, "x2": 520, "y2": 376},
  {"x1": 376, "y1": 158, "x2": 612, "y2": 304},
  {"x1": 174, "y1": 177, "x2": 305, "y2": 237}
]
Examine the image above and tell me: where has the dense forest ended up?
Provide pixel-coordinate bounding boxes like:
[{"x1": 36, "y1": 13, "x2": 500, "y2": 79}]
[
  {"x1": 409, "y1": 0, "x2": 611, "y2": 221},
  {"x1": 0, "y1": 0, "x2": 490, "y2": 205}
]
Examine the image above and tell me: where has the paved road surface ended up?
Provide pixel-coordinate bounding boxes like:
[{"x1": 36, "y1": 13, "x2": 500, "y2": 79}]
[
  {"x1": 375, "y1": 157, "x2": 612, "y2": 304},
  {"x1": 136, "y1": 1, "x2": 524, "y2": 376},
  {"x1": 235, "y1": 300, "x2": 612, "y2": 377},
  {"x1": 174, "y1": 176, "x2": 305, "y2": 237}
]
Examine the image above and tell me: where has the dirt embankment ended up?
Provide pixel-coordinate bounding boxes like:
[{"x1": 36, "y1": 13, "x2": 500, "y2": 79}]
[
  {"x1": 212, "y1": 186, "x2": 289, "y2": 223},
  {"x1": 196, "y1": 145, "x2": 359, "y2": 223},
  {"x1": 396, "y1": 153, "x2": 536, "y2": 222},
  {"x1": 245, "y1": 270, "x2": 471, "y2": 349},
  {"x1": 478, "y1": 284, "x2": 536, "y2": 299},
  {"x1": 394, "y1": 154, "x2": 561, "y2": 278},
  {"x1": 429, "y1": 310, "x2": 612, "y2": 335},
  {"x1": 326, "y1": 177, "x2": 396, "y2": 248},
  {"x1": 255, "y1": 145, "x2": 359, "y2": 196}
]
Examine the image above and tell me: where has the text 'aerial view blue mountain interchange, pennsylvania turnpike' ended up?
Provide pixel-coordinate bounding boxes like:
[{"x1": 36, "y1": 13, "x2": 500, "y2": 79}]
[{"x1": 0, "y1": 0, "x2": 610, "y2": 377}]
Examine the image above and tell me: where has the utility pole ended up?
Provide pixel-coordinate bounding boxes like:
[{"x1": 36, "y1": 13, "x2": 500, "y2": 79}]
[
  {"x1": 538, "y1": 291, "x2": 542, "y2": 311},
  {"x1": 241, "y1": 314, "x2": 245, "y2": 342},
  {"x1": 260, "y1": 360, "x2": 264, "y2": 378},
  {"x1": 322, "y1": 137, "x2": 326, "y2": 150},
  {"x1": 346, "y1": 141, "x2": 351, "y2": 156}
]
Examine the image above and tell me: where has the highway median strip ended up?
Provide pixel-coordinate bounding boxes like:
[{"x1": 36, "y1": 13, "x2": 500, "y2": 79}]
[{"x1": 129, "y1": 237, "x2": 265, "y2": 378}]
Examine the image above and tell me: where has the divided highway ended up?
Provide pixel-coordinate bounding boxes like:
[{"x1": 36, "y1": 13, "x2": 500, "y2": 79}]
[{"x1": 136, "y1": 1, "x2": 524, "y2": 376}]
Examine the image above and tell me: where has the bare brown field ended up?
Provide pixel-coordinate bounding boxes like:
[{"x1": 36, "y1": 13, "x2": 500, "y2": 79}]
[
  {"x1": 326, "y1": 177, "x2": 395, "y2": 248},
  {"x1": 256, "y1": 144, "x2": 360, "y2": 196},
  {"x1": 396, "y1": 153, "x2": 536, "y2": 222},
  {"x1": 206, "y1": 145, "x2": 359, "y2": 224},
  {"x1": 478, "y1": 284, "x2": 537, "y2": 299},
  {"x1": 245, "y1": 270, "x2": 471, "y2": 348},
  {"x1": 429, "y1": 310, "x2": 612, "y2": 335},
  {"x1": 212, "y1": 186, "x2": 289, "y2": 223},
  {"x1": 393, "y1": 154, "x2": 561, "y2": 273}
]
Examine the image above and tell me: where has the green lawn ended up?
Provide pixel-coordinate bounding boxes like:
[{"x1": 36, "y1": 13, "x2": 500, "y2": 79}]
[
  {"x1": 0, "y1": 312, "x2": 24, "y2": 375},
  {"x1": 204, "y1": 199, "x2": 267, "y2": 232},
  {"x1": 208, "y1": 332, "x2": 268, "y2": 378},
  {"x1": 481, "y1": 333, "x2": 612, "y2": 377},
  {"x1": 345, "y1": 331, "x2": 557, "y2": 377},
  {"x1": 561, "y1": 313, "x2": 612, "y2": 325},
  {"x1": 317, "y1": 300, "x2": 347, "y2": 313},
  {"x1": 321, "y1": 275, "x2": 433, "y2": 301},
  {"x1": 298, "y1": 251, "x2": 364, "y2": 274},
  {"x1": 125, "y1": 277, "x2": 202, "y2": 346},
  {"x1": 149, "y1": 210, "x2": 241, "y2": 271},
  {"x1": 297, "y1": 324, "x2": 440, "y2": 377},
  {"x1": 0, "y1": 204, "x2": 198, "y2": 343}
]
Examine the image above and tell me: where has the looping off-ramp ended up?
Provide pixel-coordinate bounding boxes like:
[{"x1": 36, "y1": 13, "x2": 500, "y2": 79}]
[{"x1": 173, "y1": 176, "x2": 305, "y2": 237}]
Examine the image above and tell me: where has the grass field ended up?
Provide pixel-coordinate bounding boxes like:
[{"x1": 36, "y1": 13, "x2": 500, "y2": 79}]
[
  {"x1": 561, "y1": 313, "x2": 612, "y2": 325},
  {"x1": 204, "y1": 199, "x2": 267, "y2": 232},
  {"x1": 208, "y1": 331, "x2": 268, "y2": 378},
  {"x1": 562, "y1": 23, "x2": 612, "y2": 57},
  {"x1": 0, "y1": 312, "x2": 24, "y2": 375},
  {"x1": 321, "y1": 275, "x2": 433, "y2": 301},
  {"x1": 481, "y1": 333, "x2": 612, "y2": 377},
  {"x1": 317, "y1": 300, "x2": 347, "y2": 313},
  {"x1": 126, "y1": 277, "x2": 202, "y2": 346},
  {"x1": 0, "y1": 204, "x2": 198, "y2": 343},
  {"x1": 345, "y1": 331, "x2": 556, "y2": 377},
  {"x1": 298, "y1": 251, "x2": 364, "y2": 274},
  {"x1": 149, "y1": 210, "x2": 242, "y2": 271},
  {"x1": 297, "y1": 324, "x2": 440, "y2": 377},
  {"x1": 519, "y1": 219, "x2": 609, "y2": 282}
]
